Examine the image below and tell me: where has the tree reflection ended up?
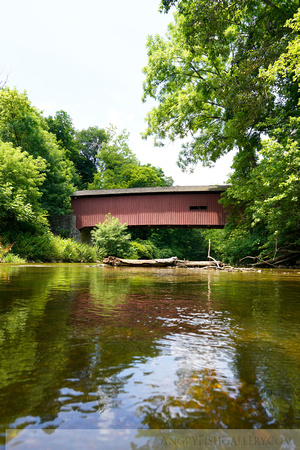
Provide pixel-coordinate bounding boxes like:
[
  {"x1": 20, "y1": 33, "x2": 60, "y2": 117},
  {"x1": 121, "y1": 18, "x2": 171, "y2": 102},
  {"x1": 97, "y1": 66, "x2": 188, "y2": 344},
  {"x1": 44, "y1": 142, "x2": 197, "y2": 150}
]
[
  {"x1": 0, "y1": 265, "x2": 90, "y2": 442},
  {"x1": 138, "y1": 368, "x2": 273, "y2": 429},
  {"x1": 0, "y1": 265, "x2": 299, "y2": 442}
]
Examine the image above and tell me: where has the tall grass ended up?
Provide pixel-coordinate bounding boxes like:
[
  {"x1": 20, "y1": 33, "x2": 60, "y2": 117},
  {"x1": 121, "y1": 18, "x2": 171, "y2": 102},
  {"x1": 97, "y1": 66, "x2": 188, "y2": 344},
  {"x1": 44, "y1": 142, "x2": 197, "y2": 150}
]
[
  {"x1": 1, "y1": 253, "x2": 26, "y2": 263},
  {"x1": 11, "y1": 232, "x2": 97, "y2": 262}
]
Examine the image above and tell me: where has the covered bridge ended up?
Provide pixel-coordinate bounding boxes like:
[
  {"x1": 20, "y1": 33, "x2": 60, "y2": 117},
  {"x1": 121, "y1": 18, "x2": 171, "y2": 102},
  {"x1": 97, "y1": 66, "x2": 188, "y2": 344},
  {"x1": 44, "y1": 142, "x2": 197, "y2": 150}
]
[{"x1": 71, "y1": 185, "x2": 228, "y2": 240}]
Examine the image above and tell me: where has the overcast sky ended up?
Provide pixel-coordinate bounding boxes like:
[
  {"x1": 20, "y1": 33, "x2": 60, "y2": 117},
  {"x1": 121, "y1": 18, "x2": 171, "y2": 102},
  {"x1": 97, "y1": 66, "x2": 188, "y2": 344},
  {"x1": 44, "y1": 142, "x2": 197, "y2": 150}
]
[{"x1": 1, "y1": 0, "x2": 234, "y2": 186}]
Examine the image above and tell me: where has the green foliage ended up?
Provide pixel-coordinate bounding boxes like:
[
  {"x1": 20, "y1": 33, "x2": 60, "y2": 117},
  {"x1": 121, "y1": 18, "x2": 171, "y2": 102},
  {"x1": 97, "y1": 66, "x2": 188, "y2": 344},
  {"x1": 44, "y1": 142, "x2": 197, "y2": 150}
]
[
  {"x1": 153, "y1": 228, "x2": 208, "y2": 260},
  {"x1": 57, "y1": 237, "x2": 98, "y2": 263},
  {"x1": 216, "y1": 8, "x2": 300, "y2": 263},
  {"x1": 46, "y1": 113, "x2": 110, "y2": 190},
  {"x1": 46, "y1": 110, "x2": 81, "y2": 188},
  {"x1": 0, "y1": 88, "x2": 174, "y2": 262},
  {"x1": 0, "y1": 140, "x2": 48, "y2": 232},
  {"x1": 130, "y1": 228, "x2": 208, "y2": 260},
  {"x1": 264, "y1": 9, "x2": 300, "y2": 84},
  {"x1": 203, "y1": 227, "x2": 268, "y2": 265},
  {"x1": 227, "y1": 8, "x2": 300, "y2": 262},
  {"x1": 0, "y1": 238, "x2": 14, "y2": 262},
  {"x1": 0, "y1": 88, "x2": 76, "y2": 215},
  {"x1": 159, "y1": 0, "x2": 177, "y2": 12},
  {"x1": 44, "y1": 115, "x2": 174, "y2": 191},
  {"x1": 89, "y1": 126, "x2": 173, "y2": 189},
  {"x1": 46, "y1": 110, "x2": 78, "y2": 159},
  {"x1": 75, "y1": 126, "x2": 108, "y2": 189},
  {"x1": 251, "y1": 137, "x2": 300, "y2": 246},
  {"x1": 130, "y1": 240, "x2": 157, "y2": 260},
  {"x1": 91, "y1": 214, "x2": 133, "y2": 260},
  {"x1": 10, "y1": 232, "x2": 97, "y2": 262},
  {"x1": 143, "y1": 0, "x2": 299, "y2": 177},
  {"x1": 141, "y1": 2, "x2": 300, "y2": 263},
  {"x1": 220, "y1": 132, "x2": 300, "y2": 261},
  {"x1": 1, "y1": 253, "x2": 26, "y2": 264}
]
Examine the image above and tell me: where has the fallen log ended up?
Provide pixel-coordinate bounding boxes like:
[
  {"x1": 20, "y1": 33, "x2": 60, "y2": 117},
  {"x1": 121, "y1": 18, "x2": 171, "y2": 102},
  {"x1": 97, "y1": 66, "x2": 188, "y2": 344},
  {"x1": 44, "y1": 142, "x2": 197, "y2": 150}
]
[
  {"x1": 103, "y1": 256, "x2": 224, "y2": 268},
  {"x1": 177, "y1": 260, "x2": 220, "y2": 268},
  {"x1": 103, "y1": 256, "x2": 179, "y2": 266}
]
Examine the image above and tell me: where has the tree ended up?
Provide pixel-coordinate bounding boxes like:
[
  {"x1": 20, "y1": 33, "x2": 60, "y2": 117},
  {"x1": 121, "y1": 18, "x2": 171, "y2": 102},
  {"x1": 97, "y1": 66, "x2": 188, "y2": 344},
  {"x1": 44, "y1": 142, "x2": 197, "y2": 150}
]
[
  {"x1": 89, "y1": 127, "x2": 173, "y2": 189},
  {"x1": 218, "y1": 9, "x2": 300, "y2": 260},
  {"x1": 46, "y1": 113, "x2": 109, "y2": 190},
  {"x1": 124, "y1": 164, "x2": 173, "y2": 188},
  {"x1": 75, "y1": 126, "x2": 108, "y2": 189},
  {"x1": 0, "y1": 88, "x2": 76, "y2": 215},
  {"x1": 143, "y1": 0, "x2": 299, "y2": 176},
  {"x1": 221, "y1": 9, "x2": 300, "y2": 258},
  {"x1": 0, "y1": 140, "x2": 48, "y2": 233},
  {"x1": 141, "y1": 0, "x2": 300, "y2": 263},
  {"x1": 46, "y1": 110, "x2": 78, "y2": 162},
  {"x1": 251, "y1": 137, "x2": 300, "y2": 247},
  {"x1": 218, "y1": 130, "x2": 300, "y2": 263},
  {"x1": 91, "y1": 214, "x2": 132, "y2": 259},
  {"x1": 159, "y1": 0, "x2": 178, "y2": 11}
]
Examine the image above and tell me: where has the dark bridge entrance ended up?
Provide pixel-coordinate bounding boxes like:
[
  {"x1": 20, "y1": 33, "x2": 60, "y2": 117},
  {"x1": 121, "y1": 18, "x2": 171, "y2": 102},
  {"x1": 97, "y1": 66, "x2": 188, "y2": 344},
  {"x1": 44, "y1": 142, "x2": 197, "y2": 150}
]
[{"x1": 71, "y1": 186, "x2": 228, "y2": 241}]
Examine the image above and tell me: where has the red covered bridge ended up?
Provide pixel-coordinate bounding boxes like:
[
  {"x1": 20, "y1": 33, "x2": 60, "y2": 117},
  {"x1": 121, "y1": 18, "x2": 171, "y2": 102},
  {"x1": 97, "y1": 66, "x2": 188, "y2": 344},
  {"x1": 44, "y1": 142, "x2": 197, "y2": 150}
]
[{"x1": 71, "y1": 185, "x2": 228, "y2": 240}]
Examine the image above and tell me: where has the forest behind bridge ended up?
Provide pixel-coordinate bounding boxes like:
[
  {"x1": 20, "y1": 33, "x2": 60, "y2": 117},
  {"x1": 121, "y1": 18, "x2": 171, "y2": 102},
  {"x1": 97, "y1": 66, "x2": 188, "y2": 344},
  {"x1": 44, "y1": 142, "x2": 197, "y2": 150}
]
[{"x1": 0, "y1": 0, "x2": 300, "y2": 266}]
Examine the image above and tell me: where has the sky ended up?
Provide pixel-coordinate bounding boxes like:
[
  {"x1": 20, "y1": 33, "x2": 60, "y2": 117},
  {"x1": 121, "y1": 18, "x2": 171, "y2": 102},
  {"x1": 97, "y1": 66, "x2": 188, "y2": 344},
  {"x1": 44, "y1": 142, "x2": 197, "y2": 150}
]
[{"x1": 1, "y1": 0, "x2": 234, "y2": 186}]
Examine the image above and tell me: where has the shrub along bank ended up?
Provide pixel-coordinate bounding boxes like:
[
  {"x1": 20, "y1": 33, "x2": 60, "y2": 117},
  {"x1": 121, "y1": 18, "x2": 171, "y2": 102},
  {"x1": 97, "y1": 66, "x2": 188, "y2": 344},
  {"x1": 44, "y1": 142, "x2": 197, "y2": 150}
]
[{"x1": 0, "y1": 233, "x2": 97, "y2": 263}]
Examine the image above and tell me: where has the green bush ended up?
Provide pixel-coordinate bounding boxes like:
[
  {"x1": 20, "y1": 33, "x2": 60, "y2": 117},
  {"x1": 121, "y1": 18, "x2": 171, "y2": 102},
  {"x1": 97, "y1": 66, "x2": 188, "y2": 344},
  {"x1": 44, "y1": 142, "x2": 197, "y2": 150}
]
[
  {"x1": 11, "y1": 232, "x2": 97, "y2": 262},
  {"x1": 130, "y1": 228, "x2": 209, "y2": 261},
  {"x1": 91, "y1": 214, "x2": 132, "y2": 260},
  {"x1": 202, "y1": 226, "x2": 268, "y2": 265},
  {"x1": 2, "y1": 253, "x2": 26, "y2": 264},
  {"x1": 130, "y1": 239, "x2": 157, "y2": 259},
  {"x1": 154, "y1": 247, "x2": 175, "y2": 259},
  {"x1": 59, "y1": 238, "x2": 98, "y2": 262}
]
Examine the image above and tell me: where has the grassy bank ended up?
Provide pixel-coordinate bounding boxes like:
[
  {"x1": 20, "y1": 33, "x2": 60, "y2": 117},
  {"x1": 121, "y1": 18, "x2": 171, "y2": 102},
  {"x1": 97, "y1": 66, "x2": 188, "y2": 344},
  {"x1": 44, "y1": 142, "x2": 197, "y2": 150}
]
[{"x1": 0, "y1": 232, "x2": 97, "y2": 263}]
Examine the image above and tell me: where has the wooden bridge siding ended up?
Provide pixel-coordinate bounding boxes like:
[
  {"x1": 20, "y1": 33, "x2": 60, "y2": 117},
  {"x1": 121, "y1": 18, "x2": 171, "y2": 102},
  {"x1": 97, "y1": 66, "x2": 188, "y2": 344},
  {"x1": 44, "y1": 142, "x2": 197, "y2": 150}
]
[{"x1": 71, "y1": 192, "x2": 226, "y2": 228}]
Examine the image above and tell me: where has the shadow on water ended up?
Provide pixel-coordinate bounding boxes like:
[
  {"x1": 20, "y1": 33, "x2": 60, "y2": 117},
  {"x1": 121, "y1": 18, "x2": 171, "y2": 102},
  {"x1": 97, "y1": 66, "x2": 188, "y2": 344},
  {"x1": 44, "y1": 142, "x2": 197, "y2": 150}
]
[{"x1": 0, "y1": 264, "x2": 299, "y2": 445}]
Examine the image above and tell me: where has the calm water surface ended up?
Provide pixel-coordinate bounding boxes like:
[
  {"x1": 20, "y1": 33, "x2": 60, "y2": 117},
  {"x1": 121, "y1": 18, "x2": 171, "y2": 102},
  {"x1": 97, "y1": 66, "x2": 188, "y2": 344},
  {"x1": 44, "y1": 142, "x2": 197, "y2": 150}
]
[{"x1": 0, "y1": 264, "x2": 299, "y2": 445}]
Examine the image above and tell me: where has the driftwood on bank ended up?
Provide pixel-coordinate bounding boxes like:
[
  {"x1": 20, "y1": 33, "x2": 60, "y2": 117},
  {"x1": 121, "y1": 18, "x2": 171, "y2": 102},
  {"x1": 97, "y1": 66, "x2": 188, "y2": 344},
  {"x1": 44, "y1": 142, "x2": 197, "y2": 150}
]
[
  {"x1": 103, "y1": 256, "x2": 179, "y2": 267},
  {"x1": 240, "y1": 249, "x2": 300, "y2": 268},
  {"x1": 102, "y1": 256, "x2": 225, "y2": 269}
]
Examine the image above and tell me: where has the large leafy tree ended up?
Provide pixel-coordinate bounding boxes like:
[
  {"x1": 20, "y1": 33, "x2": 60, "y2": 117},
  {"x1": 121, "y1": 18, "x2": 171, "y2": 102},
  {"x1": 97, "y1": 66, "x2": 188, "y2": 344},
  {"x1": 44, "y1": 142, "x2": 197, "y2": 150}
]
[
  {"x1": 0, "y1": 88, "x2": 76, "y2": 215},
  {"x1": 0, "y1": 141, "x2": 48, "y2": 232},
  {"x1": 221, "y1": 10, "x2": 300, "y2": 257},
  {"x1": 75, "y1": 126, "x2": 108, "y2": 189},
  {"x1": 45, "y1": 114, "x2": 173, "y2": 190},
  {"x1": 89, "y1": 127, "x2": 173, "y2": 189},
  {"x1": 143, "y1": 0, "x2": 299, "y2": 175},
  {"x1": 46, "y1": 113, "x2": 109, "y2": 190},
  {"x1": 142, "y1": 0, "x2": 300, "y2": 262},
  {"x1": 46, "y1": 110, "x2": 78, "y2": 162},
  {"x1": 220, "y1": 130, "x2": 300, "y2": 258}
]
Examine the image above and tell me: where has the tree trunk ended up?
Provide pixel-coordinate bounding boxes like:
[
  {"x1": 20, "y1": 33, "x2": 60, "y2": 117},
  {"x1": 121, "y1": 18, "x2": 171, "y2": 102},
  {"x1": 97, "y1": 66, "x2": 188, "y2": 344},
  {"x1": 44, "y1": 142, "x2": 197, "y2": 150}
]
[{"x1": 103, "y1": 256, "x2": 223, "y2": 268}]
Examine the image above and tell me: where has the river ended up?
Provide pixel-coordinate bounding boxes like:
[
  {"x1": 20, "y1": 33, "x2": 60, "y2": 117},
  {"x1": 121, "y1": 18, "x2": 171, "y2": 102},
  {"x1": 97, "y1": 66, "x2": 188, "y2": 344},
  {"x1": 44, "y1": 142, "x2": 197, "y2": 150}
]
[{"x1": 0, "y1": 264, "x2": 299, "y2": 447}]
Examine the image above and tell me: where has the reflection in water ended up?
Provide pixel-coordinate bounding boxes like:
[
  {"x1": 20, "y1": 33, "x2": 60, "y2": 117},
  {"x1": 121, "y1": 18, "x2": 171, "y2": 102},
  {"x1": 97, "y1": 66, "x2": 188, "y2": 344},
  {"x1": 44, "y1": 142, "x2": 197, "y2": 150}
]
[
  {"x1": 137, "y1": 368, "x2": 271, "y2": 429},
  {"x1": 0, "y1": 264, "x2": 300, "y2": 445}
]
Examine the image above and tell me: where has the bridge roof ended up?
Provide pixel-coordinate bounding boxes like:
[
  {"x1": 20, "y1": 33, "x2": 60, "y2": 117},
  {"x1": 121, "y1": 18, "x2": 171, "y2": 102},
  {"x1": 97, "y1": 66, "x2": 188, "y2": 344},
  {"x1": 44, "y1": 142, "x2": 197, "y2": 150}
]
[{"x1": 71, "y1": 185, "x2": 229, "y2": 197}]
